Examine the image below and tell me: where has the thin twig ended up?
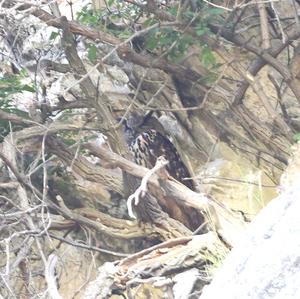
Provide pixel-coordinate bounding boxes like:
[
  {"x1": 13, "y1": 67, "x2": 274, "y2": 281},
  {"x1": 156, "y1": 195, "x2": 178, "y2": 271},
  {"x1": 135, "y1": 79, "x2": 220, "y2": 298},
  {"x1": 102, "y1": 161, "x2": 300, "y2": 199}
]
[
  {"x1": 270, "y1": 1, "x2": 286, "y2": 43},
  {"x1": 127, "y1": 156, "x2": 169, "y2": 218},
  {"x1": 45, "y1": 254, "x2": 63, "y2": 299},
  {"x1": 256, "y1": 0, "x2": 271, "y2": 49},
  {"x1": 48, "y1": 233, "x2": 129, "y2": 257},
  {"x1": 62, "y1": 21, "x2": 178, "y2": 95}
]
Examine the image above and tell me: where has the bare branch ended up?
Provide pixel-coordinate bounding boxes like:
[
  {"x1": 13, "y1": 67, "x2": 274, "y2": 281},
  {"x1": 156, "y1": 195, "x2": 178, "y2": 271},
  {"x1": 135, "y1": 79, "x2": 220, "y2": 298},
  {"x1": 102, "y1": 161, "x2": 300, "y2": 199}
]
[
  {"x1": 127, "y1": 156, "x2": 169, "y2": 218},
  {"x1": 256, "y1": 1, "x2": 271, "y2": 49},
  {"x1": 45, "y1": 254, "x2": 63, "y2": 299}
]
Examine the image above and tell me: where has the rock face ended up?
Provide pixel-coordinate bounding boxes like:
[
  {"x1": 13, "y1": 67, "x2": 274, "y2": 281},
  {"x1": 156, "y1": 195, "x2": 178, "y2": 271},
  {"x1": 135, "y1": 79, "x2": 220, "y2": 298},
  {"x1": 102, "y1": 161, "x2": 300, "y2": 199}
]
[
  {"x1": 197, "y1": 152, "x2": 277, "y2": 218},
  {"x1": 280, "y1": 142, "x2": 300, "y2": 191},
  {"x1": 200, "y1": 144, "x2": 300, "y2": 299}
]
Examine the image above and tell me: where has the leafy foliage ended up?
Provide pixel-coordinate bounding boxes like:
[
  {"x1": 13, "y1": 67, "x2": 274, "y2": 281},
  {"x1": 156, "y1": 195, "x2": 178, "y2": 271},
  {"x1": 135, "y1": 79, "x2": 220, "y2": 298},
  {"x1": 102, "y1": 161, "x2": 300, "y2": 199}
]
[
  {"x1": 87, "y1": 43, "x2": 97, "y2": 62},
  {"x1": 0, "y1": 74, "x2": 35, "y2": 102},
  {"x1": 49, "y1": 31, "x2": 60, "y2": 41},
  {"x1": 144, "y1": 26, "x2": 193, "y2": 62},
  {"x1": 0, "y1": 72, "x2": 34, "y2": 139},
  {"x1": 76, "y1": 3, "x2": 135, "y2": 38},
  {"x1": 293, "y1": 132, "x2": 300, "y2": 142},
  {"x1": 142, "y1": 3, "x2": 223, "y2": 68},
  {"x1": 77, "y1": 6, "x2": 100, "y2": 27},
  {"x1": 77, "y1": 1, "x2": 223, "y2": 70},
  {"x1": 201, "y1": 45, "x2": 216, "y2": 68}
]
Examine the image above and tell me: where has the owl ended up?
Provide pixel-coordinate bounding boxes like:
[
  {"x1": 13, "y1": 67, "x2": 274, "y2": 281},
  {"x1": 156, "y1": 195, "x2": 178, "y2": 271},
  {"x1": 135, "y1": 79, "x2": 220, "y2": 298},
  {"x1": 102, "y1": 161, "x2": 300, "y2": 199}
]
[
  {"x1": 120, "y1": 113, "x2": 205, "y2": 231},
  {"x1": 121, "y1": 113, "x2": 194, "y2": 190}
]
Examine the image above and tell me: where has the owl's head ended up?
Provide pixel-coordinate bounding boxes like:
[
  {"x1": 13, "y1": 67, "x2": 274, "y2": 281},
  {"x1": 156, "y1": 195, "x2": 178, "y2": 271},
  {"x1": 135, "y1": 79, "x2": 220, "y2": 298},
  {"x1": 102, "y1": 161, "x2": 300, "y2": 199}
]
[
  {"x1": 118, "y1": 117, "x2": 136, "y2": 145},
  {"x1": 119, "y1": 111, "x2": 165, "y2": 145},
  {"x1": 118, "y1": 111, "x2": 151, "y2": 145}
]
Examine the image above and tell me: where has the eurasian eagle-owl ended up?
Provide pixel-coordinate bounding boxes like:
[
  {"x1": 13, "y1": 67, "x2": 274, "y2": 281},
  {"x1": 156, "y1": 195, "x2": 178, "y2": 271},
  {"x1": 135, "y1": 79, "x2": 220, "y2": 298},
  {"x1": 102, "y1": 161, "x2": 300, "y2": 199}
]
[
  {"x1": 121, "y1": 113, "x2": 194, "y2": 190},
  {"x1": 120, "y1": 113, "x2": 205, "y2": 231}
]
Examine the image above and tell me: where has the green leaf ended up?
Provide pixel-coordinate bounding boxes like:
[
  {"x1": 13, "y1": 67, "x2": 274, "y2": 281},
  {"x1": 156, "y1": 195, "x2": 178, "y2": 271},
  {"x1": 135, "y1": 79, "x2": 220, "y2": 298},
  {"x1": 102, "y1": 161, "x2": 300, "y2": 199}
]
[
  {"x1": 200, "y1": 46, "x2": 216, "y2": 68},
  {"x1": 209, "y1": 8, "x2": 224, "y2": 15},
  {"x1": 77, "y1": 7, "x2": 100, "y2": 26},
  {"x1": 49, "y1": 31, "x2": 59, "y2": 40},
  {"x1": 195, "y1": 25, "x2": 209, "y2": 37},
  {"x1": 168, "y1": 5, "x2": 178, "y2": 16},
  {"x1": 178, "y1": 34, "x2": 193, "y2": 51},
  {"x1": 143, "y1": 18, "x2": 156, "y2": 27},
  {"x1": 0, "y1": 75, "x2": 35, "y2": 101},
  {"x1": 183, "y1": 10, "x2": 195, "y2": 20},
  {"x1": 159, "y1": 35, "x2": 173, "y2": 47},
  {"x1": 19, "y1": 69, "x2": 28, "y2": 77},
  {"x1": 118, "y1": 30, "x2": 132, "y2": 39},
  {"x1": 21, "y1": 84, "x2": 35, "y2": 92},
  {"x1": 145, "y1": 29, "x2": 159, "y2": 50},
  {"x1": 87, "y1": 44, "x2": 97, "y2": 62},
  {"x1": 293, "y1": 132, "x2": 300, "y2": 142},
  {"x1": 145, "y1": 36, "x2": 158, "y2": 50}
]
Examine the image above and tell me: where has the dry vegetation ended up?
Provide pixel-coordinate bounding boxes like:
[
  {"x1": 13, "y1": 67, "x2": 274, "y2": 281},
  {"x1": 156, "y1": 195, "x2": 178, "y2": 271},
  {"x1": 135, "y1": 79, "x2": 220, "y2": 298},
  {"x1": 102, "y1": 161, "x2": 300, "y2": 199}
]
[{"x1": 0, "y1": 0, "x2": 299, "y2": 298}]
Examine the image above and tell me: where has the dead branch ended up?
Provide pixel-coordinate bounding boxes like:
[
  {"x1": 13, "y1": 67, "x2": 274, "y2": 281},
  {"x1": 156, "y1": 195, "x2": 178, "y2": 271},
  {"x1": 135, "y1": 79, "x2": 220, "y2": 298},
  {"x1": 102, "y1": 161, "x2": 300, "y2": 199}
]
[
  {"x1": 245, "y1": 72, "x2": 292, "y2": 137},
  {"x1": 17, "y1": 2, "x2": 204, "y2": 84},
  {"x1": 0, "y1": 108, "x2": 37, "y2": 125},
  {"x1": 83, "y1": 232, "x2": 227, "y2": 299},
  {"x1": 210, "y1": 24, "x2": 300, "y2": 102},
  {"x1": 232, "y1": 30, "x2": 300, "y2": 105},
  {"x1": 45, "y1": 254, "x2": 62, "y2": 299},
  {"x1": 1, "y1": 2, "x2": 298, "y2": 297},
  {"x1": 83, "y1": 262, "x2": 118, "y2": 299},
  {"x1": 84, "y1": 142, "x2": 248, "y2": 246},
  {"x1": 256, "y1": 1, "x2": 271, "y2": 49},
  {"x1": 51, "y1": 195, "x2": 157, "y2": 239},
  {"x1": 127, "y1": 156, "x2": 169, "y2": 218},
  {"x1": 2, "y1": 122, "x2": 123, "y2": 195},
  {"x1": 48, "y1": 233, "x2": 129, "y2": 257}
]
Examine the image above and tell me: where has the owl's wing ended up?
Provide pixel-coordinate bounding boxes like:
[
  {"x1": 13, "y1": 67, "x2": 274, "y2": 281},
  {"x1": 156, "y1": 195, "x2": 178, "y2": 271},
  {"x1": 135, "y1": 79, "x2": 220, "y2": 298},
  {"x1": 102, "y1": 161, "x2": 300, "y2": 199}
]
[{"x1": 130, "y1": 129, "x2": 195, "y2": 190}]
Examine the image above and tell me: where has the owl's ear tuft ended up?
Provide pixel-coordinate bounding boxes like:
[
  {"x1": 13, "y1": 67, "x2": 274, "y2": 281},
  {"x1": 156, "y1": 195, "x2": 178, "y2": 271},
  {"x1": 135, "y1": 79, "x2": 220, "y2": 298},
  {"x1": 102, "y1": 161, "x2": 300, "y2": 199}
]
[
  {"x1": 126, "y1": 112, "x2": 145, "y2": 129},
  {"x1": 118, "y1": 117, "x2": 136, "y2": 145}
]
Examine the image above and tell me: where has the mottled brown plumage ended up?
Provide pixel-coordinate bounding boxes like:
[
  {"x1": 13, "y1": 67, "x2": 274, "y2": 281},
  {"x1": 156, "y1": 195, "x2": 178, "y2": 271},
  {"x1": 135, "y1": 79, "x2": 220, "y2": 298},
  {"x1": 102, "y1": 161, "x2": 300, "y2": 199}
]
[
  {"x1": 121, "y1": 113, "x2": 204, "y2": 231},
  {"x1": 129, "y1": 129, "x2": 194, "y2": 190}
]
